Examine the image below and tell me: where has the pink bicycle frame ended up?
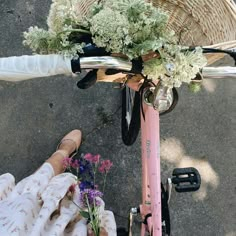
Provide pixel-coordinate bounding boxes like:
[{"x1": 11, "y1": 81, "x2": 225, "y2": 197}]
[{"x1": 140, "y1": 103, "x2": 162, "y2": 236}]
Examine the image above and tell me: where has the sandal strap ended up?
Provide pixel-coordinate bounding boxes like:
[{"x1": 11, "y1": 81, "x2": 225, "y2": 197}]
[
  {"x1": 52, "y1": 150, "x2": 68, "y2": 158},
  {"x1": 56, "y1": 139, "x2": 78, "y2": 158}
]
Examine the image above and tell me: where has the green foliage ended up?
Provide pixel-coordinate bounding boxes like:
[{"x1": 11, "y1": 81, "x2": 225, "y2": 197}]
[
  {"x1": 189, "y1": 82, "x2": 202, "y2": 93},
  {"x1": 80, "y1": 210, "x2": 90, "y2": 219}
]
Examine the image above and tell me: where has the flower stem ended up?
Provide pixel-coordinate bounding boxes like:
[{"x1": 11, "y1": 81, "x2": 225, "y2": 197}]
[
  {"x1": 76, "y1": 167, "x2": 79, "y2": 179},
  {"x1": 86, "y1": 195, "x2": 94, "y2": 223},
  {"x1": 102, "y1": 173, "x2": 107, "y2": 194},
  {"x1": 71, "y1": 200, "x2": 83, "y2": 211},
  {"x1": 93, "y1": 164, "x2": 97, "y2": 187},
  {"x1": 86, "y1": 196, "x2": 100, "y2": 236}
]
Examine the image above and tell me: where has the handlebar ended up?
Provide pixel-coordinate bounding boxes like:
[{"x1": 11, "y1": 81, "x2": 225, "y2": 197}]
[
  {"x1": 1, "y1": 54, "x2": 235, "y2": 82},
  {"x1": 202, "y1": 67, "x2": 236, "y2": 78},
  {"x1": 80, "y1": 56, "x2": 132, "y2": 71},
  {"x1": 76, "y1": 56, "x2": 236, "y2": 79}
]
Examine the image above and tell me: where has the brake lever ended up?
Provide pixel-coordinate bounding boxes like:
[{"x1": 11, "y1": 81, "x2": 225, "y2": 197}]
[{"x1": 77, "y1": 69, "x2": 98, "y2": 89}]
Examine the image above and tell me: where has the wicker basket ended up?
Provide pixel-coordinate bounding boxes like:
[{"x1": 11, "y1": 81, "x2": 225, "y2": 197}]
[
  {"x1": 77, "y1": 0, "x2": 236, "y2": 65},
  {"x1": 150, "y1": 0, "x2": 236, "y2": 64},
  {"x1": 150, "y1": 0, "x2": 236, "y2": 46}
]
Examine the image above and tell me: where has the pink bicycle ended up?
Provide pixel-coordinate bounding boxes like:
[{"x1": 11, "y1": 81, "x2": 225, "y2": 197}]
[{"x1": 73, "y1": 46, "x2": 236, "y2": 236}]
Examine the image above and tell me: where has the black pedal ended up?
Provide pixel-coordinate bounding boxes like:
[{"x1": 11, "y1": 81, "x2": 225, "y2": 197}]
[{"x1": 172, "y1": 167, "x2": 201, "y2": 193}]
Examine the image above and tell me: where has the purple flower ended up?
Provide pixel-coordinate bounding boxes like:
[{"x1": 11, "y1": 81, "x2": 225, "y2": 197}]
[
  {"x1": 79, "y1": 181, "x2": 94, "y2": 191},
  {"x1": 79, "y1": 165, "x2": 85, "y2": 173},
  {"x1": 80, "y1": 189, "x2": 103, "y2": 207},
  {"x1": 95, "y1": 198, "x2": 102, "y2": 206},
  {"x1": 79, "y1": 159, "x2": 91, "y2": 174}
]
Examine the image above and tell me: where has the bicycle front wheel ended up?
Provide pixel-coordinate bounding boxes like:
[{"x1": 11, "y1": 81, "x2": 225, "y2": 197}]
[{"x1": 121, "y1": 86, "x2": 141, "y2": 146}]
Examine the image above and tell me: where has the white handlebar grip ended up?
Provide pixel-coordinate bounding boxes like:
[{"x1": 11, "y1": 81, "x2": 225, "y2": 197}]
[{"x1": 0, "y1": 54, "x2": 72, "y2": 82}]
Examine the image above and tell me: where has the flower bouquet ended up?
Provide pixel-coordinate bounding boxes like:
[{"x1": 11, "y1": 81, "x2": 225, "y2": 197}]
[
  {"x1": 23, "y1": 0, "x2": 208, "y2": 90},
  {"x1": 63, "y1": 153, "x2": 113, "y2": 236}
]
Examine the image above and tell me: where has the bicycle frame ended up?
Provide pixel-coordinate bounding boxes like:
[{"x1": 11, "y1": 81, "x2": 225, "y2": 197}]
[
  {"x1": 140, "y1": 102, "x2": 162, "y2": 236},
  {"x1": 77, "y1": 55, "x2": 236, "y2": 236}
]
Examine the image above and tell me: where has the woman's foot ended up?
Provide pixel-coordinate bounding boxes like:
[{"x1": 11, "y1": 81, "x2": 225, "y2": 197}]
[
  {"x1": 46, "y1": 130, "x2": 82, "y2": 175},
  {"x1": 57, "y1": 129, "x2": 82, "y2": 158}
]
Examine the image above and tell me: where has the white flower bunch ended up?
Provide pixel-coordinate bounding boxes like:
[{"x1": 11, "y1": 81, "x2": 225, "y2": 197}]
[
  {"x1": 144, "y1": 46, "x2": 207, "y2": 88},
  {"x1": 23, "y1": 0, "x2": 85, "y2": 57},
  {"x1": 89, "y1": 8, "x2": 131, "y2": 53},
  {"x1": 47, "y1": 0, "x2": 82, "y2": 33},
  {"x1": 89, "y1": 0, "x2": 172, "y2": 58},
  {"x1": 23, "y1": 27, "x2": 53, "y2": 54}
]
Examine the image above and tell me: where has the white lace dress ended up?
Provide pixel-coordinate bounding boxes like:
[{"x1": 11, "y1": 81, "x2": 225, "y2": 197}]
[
  {"x1": 0, "y1": 163, "x2": 116, "y2": 236},
  {"x1": 0, "y1": 55, "x2": 116, "y2": 235}
]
